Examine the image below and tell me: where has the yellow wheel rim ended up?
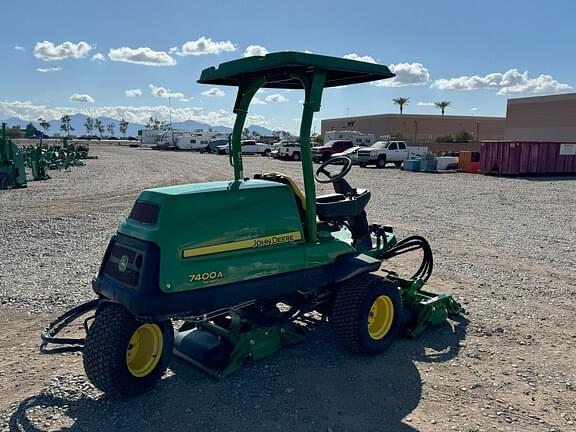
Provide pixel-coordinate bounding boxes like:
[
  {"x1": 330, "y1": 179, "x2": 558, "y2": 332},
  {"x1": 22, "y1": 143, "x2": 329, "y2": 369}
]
[
  {"x1": 367, "y1": 295, "x2": 394, "y2": 340},
  {"x1": 126, "y1": 323, "x2": 163, "y2": 378}
]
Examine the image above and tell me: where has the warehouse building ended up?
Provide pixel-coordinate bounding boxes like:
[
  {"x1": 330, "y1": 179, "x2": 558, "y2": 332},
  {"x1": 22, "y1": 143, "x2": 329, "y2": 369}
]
[
  {"x1": 321, "y1": 113, "x2": 506, "y2": 145},
  {"x1": 504, "y1": 92, "x2": 576, "y2": 141}
]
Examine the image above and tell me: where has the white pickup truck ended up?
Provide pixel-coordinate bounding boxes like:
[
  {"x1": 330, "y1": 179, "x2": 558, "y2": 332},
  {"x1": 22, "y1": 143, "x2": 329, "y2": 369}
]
[
  {"x1": 356, "y1": 140, "x2": 409, "y2": 168},
  {"x1": 216, "y1": 139, "x2": 273, "y2": 156}
]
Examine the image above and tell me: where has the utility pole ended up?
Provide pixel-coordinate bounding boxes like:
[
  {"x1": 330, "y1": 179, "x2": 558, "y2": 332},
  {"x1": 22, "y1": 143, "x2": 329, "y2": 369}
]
[{"x1": 168, "y1": 96, "x2": 173, "y2": 145}]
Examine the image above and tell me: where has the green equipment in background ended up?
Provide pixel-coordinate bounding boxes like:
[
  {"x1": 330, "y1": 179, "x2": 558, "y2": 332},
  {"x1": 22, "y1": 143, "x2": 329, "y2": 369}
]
[
  {"x1": 0, "y1": 123, "x2": 27, "y2": 190},
  {"x1": 21, "y1": 136, "x2": 92, "y2": 178},
  {"x1": 42, "y1": 52, "x2": 464, "y2": 397},
  {"x1": 29, "y1": 141, "x2": 50, "y2": 181}
]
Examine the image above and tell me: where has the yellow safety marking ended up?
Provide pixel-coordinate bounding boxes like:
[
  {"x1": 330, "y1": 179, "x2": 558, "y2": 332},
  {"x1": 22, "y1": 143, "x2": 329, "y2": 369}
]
[{"x1": 182, "y1": 231, "x2": 302, "y2": 258}]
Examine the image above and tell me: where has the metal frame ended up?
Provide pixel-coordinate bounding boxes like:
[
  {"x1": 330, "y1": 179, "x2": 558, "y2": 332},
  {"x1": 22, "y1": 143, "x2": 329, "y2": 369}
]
[{"x1": 229, "y1": 72, "x2": 327, "y2": 242}]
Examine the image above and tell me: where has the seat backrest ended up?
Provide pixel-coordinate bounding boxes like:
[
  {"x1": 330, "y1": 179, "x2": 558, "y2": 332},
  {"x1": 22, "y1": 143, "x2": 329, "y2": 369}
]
[{"x1": 254, "y1": 173, "x2": 307, "y2": 222}]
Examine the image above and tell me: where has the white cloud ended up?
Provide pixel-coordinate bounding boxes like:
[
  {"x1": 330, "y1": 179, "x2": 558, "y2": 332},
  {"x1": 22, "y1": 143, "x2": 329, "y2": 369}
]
[
  {"x1": 471, "y1": 107, "x2": 478, "y2": 111},
  {"x1": 372, "y1": 63, "x2": 430, "y2": 87},
  {"x1": 342, "y1": 55, "x2": 430, "y2": 88},
  {"x1": 170, "y1": 37, "x2": 236, "y2": 56},
  {"x1": 178, "y1": 98, "x2": 191, "y2": 102},
  {"x1": 251, "y1": 97, "x2": 266, "y2": 105},
  {"x1": 0, "y1": 99, "x2": 259, "y2": 127},
  {"x1": 432, "y1": 69, "x2": 572, "y2": 96},
  {"x1": 34, "y1": 40, "x2": 93, "y2": 61},
  {"x1": 417, "y1": 102, "x2": 435, "y2": 106},
  {"x1": 36, "y1": 67, "x2": 62, "y2": 73},
  {"x1": 13, "y1": 45, "x2": 25, "y2": 52},
  {"x1": 125, "y1": 88, "x2": 142, "y2": 97},
  {"x1": 69, "y1": 93, "x2": 95, "y2": 103},
  {"x1": 265, "y1": 94, "x2": 288, "y2": 103},
  {"x1": 108, "y1": 47, "x2": 176, "y2": 66},
  {"x1": 91, "y1": 53, "x2": 106, "y2": 62},
  {"x1": 247, "y1": 114, "x2": 268, "y2": 126},
  {"x1": 148, "y1": 84, "x2": 185, "y2": 99},
  {"x1": 201, "y1": 87, "x2": 226, "y2": 97},
  {"x1": 343, "y1": 53, "x2": 376, "y2": 63},
  {"x1": 243, "y1": 45, "x2": 268, "y2": 57}
]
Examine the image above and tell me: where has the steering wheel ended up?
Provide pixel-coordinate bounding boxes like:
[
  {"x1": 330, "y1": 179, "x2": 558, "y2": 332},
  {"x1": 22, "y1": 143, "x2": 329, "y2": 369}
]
[{"x1": 314, "y1": 156, "x2": 353, "y2": 183}]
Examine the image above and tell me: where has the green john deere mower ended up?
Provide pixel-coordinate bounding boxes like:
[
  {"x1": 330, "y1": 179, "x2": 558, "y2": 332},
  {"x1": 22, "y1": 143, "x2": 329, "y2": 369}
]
[
  {"x1": 0, "y1": 123, "x2": 27, "y2": 190},
  {"x1": 42, "y1": 52, "x2": 462, "y2": 397}
]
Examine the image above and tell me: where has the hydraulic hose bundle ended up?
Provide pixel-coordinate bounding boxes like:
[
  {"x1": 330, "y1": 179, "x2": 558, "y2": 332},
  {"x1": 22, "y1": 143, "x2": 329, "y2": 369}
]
[
  {"x1": 40, "y1": 299, "x2": 99, "y2": 353},
  {"x1": 380, "y1": 235, "x2": 434, "y2": 282}
]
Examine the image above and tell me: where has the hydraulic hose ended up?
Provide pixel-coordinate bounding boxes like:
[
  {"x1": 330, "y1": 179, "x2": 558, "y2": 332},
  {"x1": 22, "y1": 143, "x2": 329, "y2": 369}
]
[
  {"x1": 40, "y1": 299, "x2": 100, "y2": 354},
  {"x1": 380, "y1": 235, "x2": 434, "y2": 282}
]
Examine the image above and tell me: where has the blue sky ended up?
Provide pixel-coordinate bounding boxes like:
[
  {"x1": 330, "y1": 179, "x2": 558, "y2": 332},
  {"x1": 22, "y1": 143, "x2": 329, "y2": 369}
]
[{"x1": 1, "y1": 0, "x2": 575, "y2": 132}]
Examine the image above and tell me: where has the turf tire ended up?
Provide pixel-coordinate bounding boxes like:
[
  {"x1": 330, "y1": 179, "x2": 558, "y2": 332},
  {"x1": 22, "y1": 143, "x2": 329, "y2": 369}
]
[
  {"x1": 331, "y1": 274, "x2": 402, "y2": 355},
  {"x1": 83, "y1": 303, "x2": 174, "y2": 397}
]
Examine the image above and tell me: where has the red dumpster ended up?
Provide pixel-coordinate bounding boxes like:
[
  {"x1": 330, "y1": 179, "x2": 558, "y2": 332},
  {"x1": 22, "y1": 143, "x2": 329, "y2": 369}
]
[
  {"x1": 480, "y1": 141, "x2": 576, "y2": 176},
  {"x1": 458, "y1": 151, "x2": 480, "y2": 173}
]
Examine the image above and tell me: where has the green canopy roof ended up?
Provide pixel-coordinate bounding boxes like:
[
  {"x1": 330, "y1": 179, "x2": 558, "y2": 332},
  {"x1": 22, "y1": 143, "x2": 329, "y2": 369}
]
[{"x1": 197, "y1": 51, "x2": 395, "y2": 89}]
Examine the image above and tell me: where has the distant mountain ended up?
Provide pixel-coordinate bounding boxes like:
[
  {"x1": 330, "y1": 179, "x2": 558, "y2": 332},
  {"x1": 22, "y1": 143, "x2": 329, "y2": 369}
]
[
  {"x1": 1, "y1": 114, "x2": 273, "y2": 137},
  {"x1": 247, "y1": 125, "x2": 273, "y2": 136},
  {"x1": 3, "y1": 117, "x2": 32, "y2": 129}
]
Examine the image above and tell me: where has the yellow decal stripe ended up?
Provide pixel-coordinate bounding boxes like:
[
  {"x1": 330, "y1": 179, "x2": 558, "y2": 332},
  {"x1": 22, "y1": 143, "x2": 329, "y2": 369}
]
[{"x1": 182, "y1": 231, "x2": 302, "y2": 258}]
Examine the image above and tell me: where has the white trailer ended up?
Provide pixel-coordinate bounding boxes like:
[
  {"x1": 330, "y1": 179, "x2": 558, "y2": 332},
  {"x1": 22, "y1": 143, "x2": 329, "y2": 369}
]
[
  {"x1": 324, "y1": 130, "x2": 376, "y2": 147},
  {"x1": 176, "y1": 134, "x2": 210, "y2": 151},
  {"x1": 139, "y1": 129, "x2": 163, "y2": 146},
  {"x1": 175, "y1": 131, "x2": 229, "y2": 151}
]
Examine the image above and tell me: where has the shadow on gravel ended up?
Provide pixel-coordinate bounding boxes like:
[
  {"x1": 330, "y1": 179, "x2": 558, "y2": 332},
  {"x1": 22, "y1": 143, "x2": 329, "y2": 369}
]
[{"x1": 9, "y1": 317, "x2": 468, "y2": 432}]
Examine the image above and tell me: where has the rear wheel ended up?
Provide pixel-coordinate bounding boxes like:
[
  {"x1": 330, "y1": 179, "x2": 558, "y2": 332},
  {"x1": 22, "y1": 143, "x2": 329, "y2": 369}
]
[
  {"x1": 377, "y1": 155, "x2": 387, "y2": 168},
  {"x1": 359, "y1": 163, "x2": 367, "y2": 168},
  {"x1": 83, "y1": 303, "x2": 174, "y2": 397},
  {"x1": 331, "y1": 274, "x2": 401, "y2": 354},
  {"x1": 263, "y1": 149, "x2": 271, "y2": 157},
  {"x1": 394, "y1": 161, "x2": 402, "y2": 167}
]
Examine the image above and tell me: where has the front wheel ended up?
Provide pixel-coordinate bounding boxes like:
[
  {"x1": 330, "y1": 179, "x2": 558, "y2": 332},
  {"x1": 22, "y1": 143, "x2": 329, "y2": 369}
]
[
  {"x1": 377, "y1": 156, "x2": 387, "y2": 168},
  {"x1": 331, "y1": 274, "x2": 401, "y2": 354},
  {"x1": 292, "y1": 152, "x2": 301, "y2": 161},
  {"x1": 263, "y1": 149, "x2": 271, "y2": 157},
  {"x1": 83, "y1": 303, "x2": 174, "y2": 397}
]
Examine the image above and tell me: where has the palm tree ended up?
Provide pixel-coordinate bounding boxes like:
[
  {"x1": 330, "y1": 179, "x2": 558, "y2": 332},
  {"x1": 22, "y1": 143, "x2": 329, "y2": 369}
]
[
  {"x1": 119, "y1": 118, "x2": 129, "y2": 137},
  {"x1": 393, "y1": 97, "x2": 410, "y2": 115},
  {"x1": 60, "y1": 115, "x2": 74, "y2": 137},
  {"x1": 435, "y1": 101, "x2": 451, "y2": 116},
  {"x1": 84, "y1": 117, "x2": 94, "y2": 136},
  {"x1": 95, "y1": 119, "x2": 104, "y2": 138},
  {"x1": 38, "y1": 117, "x2": 50, "y2": 134}
]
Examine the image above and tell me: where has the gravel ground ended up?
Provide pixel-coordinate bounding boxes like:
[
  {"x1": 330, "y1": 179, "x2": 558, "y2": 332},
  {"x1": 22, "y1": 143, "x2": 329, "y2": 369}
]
[{"x1": 1, "y1": 144, "x2": 575, "y2": 432}]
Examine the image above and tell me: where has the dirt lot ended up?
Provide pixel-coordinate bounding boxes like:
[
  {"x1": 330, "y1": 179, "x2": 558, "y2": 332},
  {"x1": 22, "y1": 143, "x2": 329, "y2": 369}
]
[{"x1": 1, "y1": 144, "x2": 575, "y2": 432}]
